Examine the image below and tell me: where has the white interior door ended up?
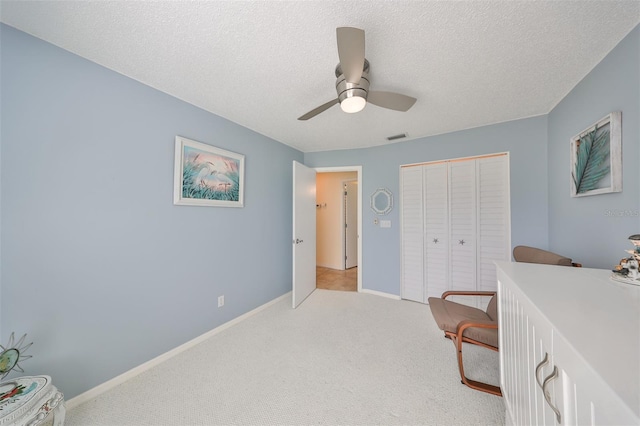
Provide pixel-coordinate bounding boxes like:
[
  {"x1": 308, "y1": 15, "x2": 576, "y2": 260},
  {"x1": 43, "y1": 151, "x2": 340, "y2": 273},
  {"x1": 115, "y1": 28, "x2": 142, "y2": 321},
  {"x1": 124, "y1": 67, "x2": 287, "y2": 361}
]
[
  {"x1": 292, "y1": 161, "x2": 316, "y2": 308},
  {"x1": 344, "y1": 180, "x2": 358, "y2": 269}
]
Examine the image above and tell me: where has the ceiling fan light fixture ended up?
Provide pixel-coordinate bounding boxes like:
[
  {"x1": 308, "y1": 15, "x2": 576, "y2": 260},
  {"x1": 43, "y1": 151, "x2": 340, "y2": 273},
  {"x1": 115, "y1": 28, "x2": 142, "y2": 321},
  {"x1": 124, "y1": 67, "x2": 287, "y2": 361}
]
[
  {"x1": 297, "y1": 32, "x2": 416, "y2": 120},
  {"x1": 340, "y1": 95, "x2": 366, "y2": 113},
  {"x1": 336, "y1": 69, "x2": 369, "y2": 114}
]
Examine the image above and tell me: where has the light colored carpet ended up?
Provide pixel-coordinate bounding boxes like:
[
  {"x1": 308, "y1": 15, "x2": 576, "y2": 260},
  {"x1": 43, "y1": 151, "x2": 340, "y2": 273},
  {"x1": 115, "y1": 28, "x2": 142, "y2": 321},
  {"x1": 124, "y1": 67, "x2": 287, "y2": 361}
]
[{"x1": 66, "y1": 290, "x2": 505, "y2": 425}]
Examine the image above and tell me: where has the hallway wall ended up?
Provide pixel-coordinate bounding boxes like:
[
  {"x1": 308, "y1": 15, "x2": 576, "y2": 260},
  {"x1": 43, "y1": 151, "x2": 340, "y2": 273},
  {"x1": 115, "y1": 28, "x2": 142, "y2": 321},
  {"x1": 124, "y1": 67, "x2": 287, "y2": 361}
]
[{"x1": 316, "y1": 172, "x2": 357, "y2": 269}]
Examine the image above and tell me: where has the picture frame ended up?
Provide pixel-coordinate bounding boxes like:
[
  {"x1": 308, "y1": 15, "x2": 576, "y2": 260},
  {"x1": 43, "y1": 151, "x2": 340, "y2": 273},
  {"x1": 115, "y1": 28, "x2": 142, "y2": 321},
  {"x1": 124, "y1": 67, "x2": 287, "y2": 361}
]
[
  {"x1": 173, "y1": 136, "x2": 245, "y2": 207},
  {"x1": 570, "y1": 111, "x2": 621, "y2": 197}
]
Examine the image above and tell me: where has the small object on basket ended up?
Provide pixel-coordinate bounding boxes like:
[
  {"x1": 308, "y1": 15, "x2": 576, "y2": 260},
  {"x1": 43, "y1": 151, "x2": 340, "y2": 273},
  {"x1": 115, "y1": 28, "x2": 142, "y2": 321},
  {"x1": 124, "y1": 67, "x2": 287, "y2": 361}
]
[{"x1": 0, "y1": 332, "x2": 33, "y2": 380}]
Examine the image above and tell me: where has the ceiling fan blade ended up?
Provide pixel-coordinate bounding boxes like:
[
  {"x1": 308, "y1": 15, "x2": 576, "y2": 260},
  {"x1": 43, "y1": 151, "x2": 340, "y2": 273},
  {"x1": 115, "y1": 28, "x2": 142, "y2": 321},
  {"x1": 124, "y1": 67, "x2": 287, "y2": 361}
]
[
  {"x1": 367, "y1": 91, "x2": 417, "y2": 112},
  {"x1": 297, "y1": 98, "x2": 339, "y2": 121},
  {"x1": 336, "y1": 27, "x2": 365, "y2": 84}
]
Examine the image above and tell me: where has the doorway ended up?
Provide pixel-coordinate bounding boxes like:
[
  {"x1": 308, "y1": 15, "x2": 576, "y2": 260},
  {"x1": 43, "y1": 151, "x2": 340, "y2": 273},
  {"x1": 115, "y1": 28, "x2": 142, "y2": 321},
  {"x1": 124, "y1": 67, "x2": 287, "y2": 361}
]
[{"x1": 315, "y1": 167, "x2": 362, "y2": 292}]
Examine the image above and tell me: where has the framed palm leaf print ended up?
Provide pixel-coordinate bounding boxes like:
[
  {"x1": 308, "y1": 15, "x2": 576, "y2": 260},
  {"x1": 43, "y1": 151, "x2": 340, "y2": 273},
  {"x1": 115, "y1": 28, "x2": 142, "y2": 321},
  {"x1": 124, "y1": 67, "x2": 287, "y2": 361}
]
[{"x1": 570, "y1": 111, "x2": 621, "y2": 197}]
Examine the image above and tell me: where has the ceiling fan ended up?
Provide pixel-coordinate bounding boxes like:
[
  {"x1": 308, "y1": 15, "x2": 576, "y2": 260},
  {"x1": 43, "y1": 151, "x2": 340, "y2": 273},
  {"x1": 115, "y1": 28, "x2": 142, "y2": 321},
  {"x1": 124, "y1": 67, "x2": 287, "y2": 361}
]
[{"x1": 298, "y1": 27, "x2": 417, "y2": 121}]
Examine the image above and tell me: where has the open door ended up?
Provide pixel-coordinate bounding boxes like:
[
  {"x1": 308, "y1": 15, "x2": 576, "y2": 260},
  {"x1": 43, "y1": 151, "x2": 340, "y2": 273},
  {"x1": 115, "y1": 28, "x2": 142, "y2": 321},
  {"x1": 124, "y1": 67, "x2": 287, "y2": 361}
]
[
  {"x1": 344, "y1": 180, "x2": 358, "y2": 269},
  {"x1": 292, "y1": 161, "x2": 316, "y2": 308}
]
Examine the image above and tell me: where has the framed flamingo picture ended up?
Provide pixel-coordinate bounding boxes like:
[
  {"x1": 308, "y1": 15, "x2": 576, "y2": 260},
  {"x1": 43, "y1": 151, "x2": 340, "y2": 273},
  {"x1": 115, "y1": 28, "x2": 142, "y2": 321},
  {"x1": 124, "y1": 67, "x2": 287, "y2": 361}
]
[{"x1": 173, "y1": 136, "x2": 245, "y2": 207}]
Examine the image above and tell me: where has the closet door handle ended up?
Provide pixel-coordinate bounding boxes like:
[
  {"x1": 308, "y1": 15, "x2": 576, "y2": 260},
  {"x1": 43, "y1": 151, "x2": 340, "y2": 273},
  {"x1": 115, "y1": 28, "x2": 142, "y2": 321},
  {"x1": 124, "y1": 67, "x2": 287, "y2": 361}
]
[
  {"x1": 535, "y1": 352, "x2": 550, "y2": 388},
  {"x1": 542, "y1": 366, "x2": 562, "y2": 424}
]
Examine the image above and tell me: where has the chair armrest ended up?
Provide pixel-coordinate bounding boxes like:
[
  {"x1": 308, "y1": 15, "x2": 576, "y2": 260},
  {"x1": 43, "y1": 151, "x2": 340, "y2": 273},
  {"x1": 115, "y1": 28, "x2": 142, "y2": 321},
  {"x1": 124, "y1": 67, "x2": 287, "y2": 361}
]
[
  {"x1": 442, "y1": 290, "x2": 496, "y2": 300},
  {"x1": 456, "y1": 319, "x2": 498, "y2": 333}
]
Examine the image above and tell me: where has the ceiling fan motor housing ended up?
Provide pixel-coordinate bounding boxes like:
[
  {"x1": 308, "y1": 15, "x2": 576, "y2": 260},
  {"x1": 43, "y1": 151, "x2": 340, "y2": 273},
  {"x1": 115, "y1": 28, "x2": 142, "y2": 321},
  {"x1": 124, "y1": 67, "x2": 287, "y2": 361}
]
[
  {"x1": 298, "y1": 29, "x2": 417, "y2": 120},
  {"x1": 335, "y1": 59, "x2": 370, "y2": 104}
]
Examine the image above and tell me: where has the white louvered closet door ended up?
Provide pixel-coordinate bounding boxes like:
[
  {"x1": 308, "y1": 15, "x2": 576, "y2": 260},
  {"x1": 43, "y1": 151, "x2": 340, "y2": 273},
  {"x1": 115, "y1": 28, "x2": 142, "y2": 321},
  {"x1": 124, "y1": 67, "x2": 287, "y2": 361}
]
[
  {"x1": 400, "y1": 153, "x2": 510, "y2": 306},
  {"x1": 477, "y1": 156, "x2": 510, "y2": 296},
  {"x1": 424, "y1": 163, "x2": 449, "y2": 299},
  {"x1": 448, "y1": 160, "x2": 477, "y2": 306},
  {"x1": 400, "y1": 166, "x2": 425, "y2": 302}
]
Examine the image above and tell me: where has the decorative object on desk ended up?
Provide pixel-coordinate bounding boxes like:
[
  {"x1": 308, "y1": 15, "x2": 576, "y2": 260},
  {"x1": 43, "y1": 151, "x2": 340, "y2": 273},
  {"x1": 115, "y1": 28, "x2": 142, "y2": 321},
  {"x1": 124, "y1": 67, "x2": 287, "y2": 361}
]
[
  {"x1": 173, "y1": 136, "x2": 245, "y2": 207},
  {"x1": 611, "y1": 234, "x2": 640, "y2": 286},
  {"x1": 626, "y1": 234, "x2": 640, "y2": 259},
  {"x1": 370, "y1": 188, "x2": 392, "y2": 215},
  {"x1": 570, "y1": 111, "x2": 621, "y2": 197},
  {"x1": 0, "y1": 333, "x2": 32, "y2": 380}
]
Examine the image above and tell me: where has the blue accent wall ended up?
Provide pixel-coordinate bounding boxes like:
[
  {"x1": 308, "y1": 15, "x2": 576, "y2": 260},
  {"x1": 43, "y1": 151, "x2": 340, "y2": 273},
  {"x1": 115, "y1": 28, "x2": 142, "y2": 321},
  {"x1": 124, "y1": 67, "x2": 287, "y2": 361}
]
[
  {"x1": 306, "y1": 23, "x2": 640, "y2": 294},
  {"x1": 2, "y1": 20, "x2": 638, "y2": 402},
  {"x1": 305, "y1": 116, "x2": 549, "y2": 295},
  {"x1": 0, "y1": 24, "x2": 302, "y2": 399},
  {"x1": 548, "y1": 25, "x2": 640, "y2": 268}
]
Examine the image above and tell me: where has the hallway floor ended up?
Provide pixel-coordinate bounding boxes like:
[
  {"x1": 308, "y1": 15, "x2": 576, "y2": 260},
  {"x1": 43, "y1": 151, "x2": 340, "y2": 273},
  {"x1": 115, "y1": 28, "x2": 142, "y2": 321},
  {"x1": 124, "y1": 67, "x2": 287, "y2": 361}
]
[{"x1": 316, "y1": 266, "x2": 357, "y2": 291}]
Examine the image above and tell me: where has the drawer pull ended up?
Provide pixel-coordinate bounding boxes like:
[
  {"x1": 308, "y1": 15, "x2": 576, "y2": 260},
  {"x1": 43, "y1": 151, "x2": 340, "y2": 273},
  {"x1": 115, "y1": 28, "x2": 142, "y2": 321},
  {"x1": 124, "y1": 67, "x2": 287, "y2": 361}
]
[
  {"x1": 542, "y1": 366, "x2": 562, "y2": 424},
  {"x1": 535, "y1": 352, "x2": 550, "y2": 388}
]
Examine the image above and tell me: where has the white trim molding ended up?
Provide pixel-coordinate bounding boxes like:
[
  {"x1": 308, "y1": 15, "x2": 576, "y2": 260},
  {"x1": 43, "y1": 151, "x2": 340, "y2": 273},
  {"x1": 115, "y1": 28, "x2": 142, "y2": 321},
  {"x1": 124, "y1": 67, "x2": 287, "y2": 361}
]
[{"x1": 66, "y1": 292, "x2": 291, "y2": 410}]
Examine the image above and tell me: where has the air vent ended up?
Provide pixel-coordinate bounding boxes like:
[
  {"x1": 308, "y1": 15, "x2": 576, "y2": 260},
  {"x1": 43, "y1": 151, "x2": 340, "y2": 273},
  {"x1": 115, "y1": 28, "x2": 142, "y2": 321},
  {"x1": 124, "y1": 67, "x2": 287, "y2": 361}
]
[{"x1": 387, "y1": 133, "x2": 408, "y2": 141}]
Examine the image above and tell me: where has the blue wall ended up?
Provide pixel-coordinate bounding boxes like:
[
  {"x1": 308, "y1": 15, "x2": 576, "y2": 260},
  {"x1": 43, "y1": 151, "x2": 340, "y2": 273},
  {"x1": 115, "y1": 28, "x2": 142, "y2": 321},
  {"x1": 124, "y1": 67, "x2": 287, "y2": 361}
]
[
  {"x1": 2, "y1": 20, "x2": 638, "y2": 402},
  {"x1": 0, "y1": 24, "x2": 302, "y2": 399},
  {"x1": 306, "y1": 23, "x2": 640, "y2": 295},
  {"x1": 548, "y1": 25, "x2": 640, "y2": 268},
  {"x1": 305, "y1": 115, "x2": 549, "y2": 295}
]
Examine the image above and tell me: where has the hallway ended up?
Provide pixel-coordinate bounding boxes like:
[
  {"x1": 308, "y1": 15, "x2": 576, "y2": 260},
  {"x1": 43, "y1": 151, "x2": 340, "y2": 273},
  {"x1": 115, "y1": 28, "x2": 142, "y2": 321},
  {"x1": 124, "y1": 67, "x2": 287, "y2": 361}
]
[{"x1": 316, "y1": 266, "x2": 357, "y2": 291}]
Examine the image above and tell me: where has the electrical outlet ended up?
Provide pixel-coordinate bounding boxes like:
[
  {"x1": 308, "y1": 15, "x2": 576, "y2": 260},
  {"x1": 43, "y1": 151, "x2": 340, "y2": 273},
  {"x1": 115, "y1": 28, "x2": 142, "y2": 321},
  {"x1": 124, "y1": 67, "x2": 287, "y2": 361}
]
[{"x1": 218, "y1": 295, "x2": 224, "y2": 307}]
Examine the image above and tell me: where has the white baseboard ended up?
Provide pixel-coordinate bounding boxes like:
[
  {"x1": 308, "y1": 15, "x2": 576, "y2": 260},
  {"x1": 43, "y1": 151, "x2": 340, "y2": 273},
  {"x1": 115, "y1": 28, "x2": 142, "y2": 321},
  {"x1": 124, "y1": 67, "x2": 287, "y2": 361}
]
[
  {"x1": 360, "y1": 289, "x2": 401, "y2": 300},
  {"x1": 66, "y1": 292, "x2": 291, "y2": 410}
]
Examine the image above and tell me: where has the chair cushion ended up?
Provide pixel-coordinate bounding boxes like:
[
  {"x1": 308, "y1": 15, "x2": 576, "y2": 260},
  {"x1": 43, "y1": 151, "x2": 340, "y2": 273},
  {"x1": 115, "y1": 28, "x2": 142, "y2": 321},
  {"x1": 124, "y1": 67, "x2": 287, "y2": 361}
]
[
  {"x1": 486, "y1": 294, "x2": 498, "y2": 321},
  {"x1": 513, "y1": 245, "x2": 573, "y2": 266},
  {"x1": 428, "y1": 297, "x2": 498, "y2": 348}
]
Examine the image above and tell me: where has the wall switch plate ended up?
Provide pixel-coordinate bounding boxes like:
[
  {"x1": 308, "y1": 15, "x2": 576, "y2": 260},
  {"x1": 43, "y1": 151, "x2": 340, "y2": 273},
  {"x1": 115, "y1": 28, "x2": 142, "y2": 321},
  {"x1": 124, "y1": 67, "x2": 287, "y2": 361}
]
[
  {"x1": 380, "y1": 220, "x2": 391, "y2": 228},
  {"x1": 218, "y1": 295, "x2": 224, "y2": 307}
]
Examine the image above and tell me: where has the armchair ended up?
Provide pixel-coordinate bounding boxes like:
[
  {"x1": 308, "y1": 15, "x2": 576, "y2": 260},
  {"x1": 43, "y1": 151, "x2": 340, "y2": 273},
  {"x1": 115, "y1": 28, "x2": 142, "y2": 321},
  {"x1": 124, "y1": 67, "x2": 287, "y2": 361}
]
[
  {"x1": 513, "y1": 245, "x2": 582, "y2": 267},
  {"x1": 428, "y1": 291, "x2": 501, "y2": 396}
]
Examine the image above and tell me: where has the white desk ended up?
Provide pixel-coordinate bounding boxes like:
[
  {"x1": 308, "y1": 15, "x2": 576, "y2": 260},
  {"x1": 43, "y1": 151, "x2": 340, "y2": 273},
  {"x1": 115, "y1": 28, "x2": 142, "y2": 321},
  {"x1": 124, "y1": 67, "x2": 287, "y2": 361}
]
[
  {"x1": 0, "y1": 376, "x2": 65, "y2": 426},
  {"x1": 496, "y1": 262, "x2": 640, "y2": 425}
]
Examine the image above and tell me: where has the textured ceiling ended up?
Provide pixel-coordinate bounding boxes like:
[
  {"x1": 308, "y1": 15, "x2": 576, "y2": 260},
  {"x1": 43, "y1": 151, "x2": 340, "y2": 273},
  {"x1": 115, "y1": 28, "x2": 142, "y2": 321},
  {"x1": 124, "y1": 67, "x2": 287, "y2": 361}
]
[{"x1": 1, "y1": 1, "x2": 639, "y2": 152}]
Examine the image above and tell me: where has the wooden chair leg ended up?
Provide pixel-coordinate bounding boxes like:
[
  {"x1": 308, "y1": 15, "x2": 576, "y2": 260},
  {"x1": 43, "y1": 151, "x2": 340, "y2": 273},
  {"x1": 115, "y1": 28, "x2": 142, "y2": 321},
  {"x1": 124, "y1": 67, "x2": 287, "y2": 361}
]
[{"x1": 452, "y1": 336, "x2": 502, "y2": 397}]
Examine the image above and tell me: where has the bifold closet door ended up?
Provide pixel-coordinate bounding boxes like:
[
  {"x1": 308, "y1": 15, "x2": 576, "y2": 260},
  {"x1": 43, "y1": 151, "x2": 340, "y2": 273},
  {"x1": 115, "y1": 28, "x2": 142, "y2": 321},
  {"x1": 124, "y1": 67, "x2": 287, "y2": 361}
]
[
  {"x1": 401, "y1": 154, "x2": 510, "y2": 307},
  {"x1": 424, "y1": 163, "x2": 449, "y2": 299},
  {"x1": 400, "y1": 166, "x2": 425, "y2": 302},
  {"x1": 477, "y1": 156, "x2": 510, "y2": 296},
  {"x1": 401, "y1": 163, "x2": 449, "y2": 303},
  {"x1": 448, "y1": 160, "x2": 477, "y2": 306}
]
